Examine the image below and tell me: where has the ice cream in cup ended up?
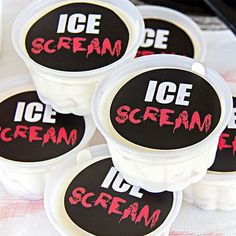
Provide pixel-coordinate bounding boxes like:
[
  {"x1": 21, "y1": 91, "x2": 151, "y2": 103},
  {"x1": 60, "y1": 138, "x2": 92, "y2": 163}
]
[
  {"x1": 184, "y1": 82, "x2": 236, "y2": 211},
  {"x1": 136, "y1": 5, "x2": 206, "y2": 61},
  {"x1": 0, "y1": 76, "x2": 95, "y2": 200},
  {"x1": 92, "y1": 54, "x2": 233, "y2": 193},
  {"x1": 12, "y1": 0, "x2": 144, "y2": 115},
  {"x1": 44, "y1": 144, "x2": 182, "y2": 236}
]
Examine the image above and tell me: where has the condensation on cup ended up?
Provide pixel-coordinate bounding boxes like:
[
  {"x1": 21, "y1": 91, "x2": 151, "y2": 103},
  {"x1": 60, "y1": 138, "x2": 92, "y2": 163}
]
[
  {"x1": 92, "y1": 54, "x2": 233, "y2": 193},
  {"x1": 184, "y1": 82, "x2": 236, "y2": 211},
  {"x1": 44, "y1": 144, "x2": 182, "y2": 236},
  {"x1": 136, "y1": 5, "x2": 206, "y2": 61},
  {"x1": 12, "y1": 0, "x2": 145, "y2": 115},
  {"x1": 0, "y1": 76, "x2": 95, "y2": 200}
]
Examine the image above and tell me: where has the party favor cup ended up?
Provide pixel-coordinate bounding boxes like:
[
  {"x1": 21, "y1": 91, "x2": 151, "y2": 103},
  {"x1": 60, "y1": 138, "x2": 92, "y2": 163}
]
[
  {"x1": 184, "y1": 82, "x2": 236, "y2": 211},
  {"x1": 136, "y1": 5, "x2": 206, "y2": 61},
  {"x1": 0, "y1": 76, "x2": 95, "y2": 200},
  {"x1": 92, "y1": 54, "x2": 232, "y2": 192},
  {"x1": 12, "y1": 0, "x2": 144, "y2": 115},
  {"x1": 44, "y1": 144, "x2": 182, "y2": 236}
]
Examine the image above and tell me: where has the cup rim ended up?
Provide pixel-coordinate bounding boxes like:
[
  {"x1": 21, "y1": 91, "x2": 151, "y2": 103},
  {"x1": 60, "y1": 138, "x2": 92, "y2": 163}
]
[
  {"x1": 11, "y1": 0, "x2": 145, "y2": 82},
  {"x1": 91, "y1": 54, "x2": 233, "y2": 161}
]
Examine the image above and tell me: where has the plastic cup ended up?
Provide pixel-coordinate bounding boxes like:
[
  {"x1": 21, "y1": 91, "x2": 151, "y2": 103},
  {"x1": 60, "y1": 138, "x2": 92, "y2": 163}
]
[
  {"x1": 136, "y1": 5, "x2": 206, "y2": 61},
  {"x1": 92, "y1": 54, "x2": 233, "y2": 192},
  {"x1": 0, "y1": 76, "x2": 95, "y2": 200},
  {"x1": 12, "y1": 0, "x2": 144, "y2": 115},
  {"x1": 44, "y1": 144, "x2": 182, "y2": 236},
  {"x1": 184, "y1": 82, "x2": 236, "y2": 211}
]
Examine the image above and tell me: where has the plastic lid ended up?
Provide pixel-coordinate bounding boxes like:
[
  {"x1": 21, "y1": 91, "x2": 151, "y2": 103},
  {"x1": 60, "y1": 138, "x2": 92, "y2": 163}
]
[
  {"x1": 12, "y1": 0, "x2": 144, "y2": 79},
  {"x1": 44, "y1": 144, "x2": 182, "y2": 236},
  {"x1": 0, "y1": 76, "x2": 95, "y2": 168},
  {"x1": 92, "y1": 54, "x2": 232, "y2": 162}
]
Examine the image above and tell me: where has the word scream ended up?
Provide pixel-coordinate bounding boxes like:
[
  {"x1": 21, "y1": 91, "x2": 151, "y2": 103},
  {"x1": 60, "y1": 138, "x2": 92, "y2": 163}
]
[
  {"x1": 31, "y1": 13, "x2": 122, "y2": 58},
  {"x1": 68, "y1": 166, "x2": 162, "y2": 228},
  {"x1": 31, "y1": 37, "x2": 122, "y2": 58},
  {"x1": 115, "y1": 105, "x2": 211, "y2": 133}
]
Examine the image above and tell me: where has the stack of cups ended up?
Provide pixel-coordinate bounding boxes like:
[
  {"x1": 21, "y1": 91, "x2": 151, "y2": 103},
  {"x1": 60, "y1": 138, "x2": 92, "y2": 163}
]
[{"x1": 7, "y1": 0, "x2": 234, "y2": 235}]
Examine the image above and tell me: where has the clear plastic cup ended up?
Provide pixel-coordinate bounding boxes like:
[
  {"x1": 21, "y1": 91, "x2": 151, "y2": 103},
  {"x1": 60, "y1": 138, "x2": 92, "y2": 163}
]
[
  {"x1": 136, "y1": 5, "x2": 206, "y2": 61},
  {"x1": 92, "y1": 54, "x2": 233, "y2": 192},
  {"x1": 0, "y1": 76, "x2": 96, "y2": 200},
  {"x1": 44, "y1": 144, "x2": 182, "y2": 236},
  {"x1": 12, "y1": 0, "x2": 145, "y2": 115},
  {"x1": 184, "y1": 82, "x2": 236, "y2": 211}
]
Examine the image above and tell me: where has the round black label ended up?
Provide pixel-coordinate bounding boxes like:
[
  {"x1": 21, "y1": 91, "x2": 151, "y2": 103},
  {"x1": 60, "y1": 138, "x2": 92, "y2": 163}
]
[
  {"x1": 209, "y1": 97, "x2": 236, "y2": 172},
  {"x1": 136, "y1": 19, "x2": 194, "y2": 58},
  {"x1": 0, "y1": 91, "x2": 85, "y2": 162},
  {"x1": 110, "y1": 69, "x2": 221, "y2": 150},
  {"x1": 25, "y1": 3, "x2": 129, "y2": 72},
  {"x1": 65, "y1": 158, "x2": 174, "y2": 236}
]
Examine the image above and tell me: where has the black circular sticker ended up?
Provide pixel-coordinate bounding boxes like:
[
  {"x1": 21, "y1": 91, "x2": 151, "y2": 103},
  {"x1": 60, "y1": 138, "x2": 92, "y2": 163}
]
[
  {"x1": 25, "y1": 3, "x2": 129, "y2": 72},
  {"x1": 110, "y1": 69, "x2": 221, "y2": 150},
  {"x1": 136, "y1": 19, "x2": 194, "y2": 58},
  {"x1": 0, "y1": 91, "x2": 85, "y2": 162},
  {"x1": 209, "y1": 97, "x2": 236, "y2": 172},
  {"x1": 65, "y1": 158, "x2": 174, "y2": 236}
]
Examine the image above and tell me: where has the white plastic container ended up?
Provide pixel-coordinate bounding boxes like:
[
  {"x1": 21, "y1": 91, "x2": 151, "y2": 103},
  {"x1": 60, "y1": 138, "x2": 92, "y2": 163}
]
[
  {"x1": 136, "y1": 5, "x2": 206, "y2": 61},
  {"x1": 12, "y1": 0, "x2": 144, "y2": 116},
  {"x1": 92, "y1": 54, "x2": 233, "y2": 193},
  {"x1": 44, "y1": 144, "x2": 182, "y2": 236},
  {"x1": 0, "y1": 76, "x2": 95, "y2": 200},
  {"x1": 184, "y1": 82, "x2": 236, "y2": 211}
]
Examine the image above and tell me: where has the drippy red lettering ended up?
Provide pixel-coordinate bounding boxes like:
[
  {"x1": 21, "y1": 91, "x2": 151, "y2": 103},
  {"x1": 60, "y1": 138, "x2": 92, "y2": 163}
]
[
  {"x1": 86, "y1": 38, "x2": 101, "y2": 58},
  {"x1": 29, "y1": 126, "x2": 43, "y2": 142},
  {"x1": 135, "y1": 205, "x2": 161, "y2": 228},
  {"x1": 57, "y1": 128, "x2": 77, "y2": 145},
  {"x1": 73, "y1": 37, "x2": 87, "y2": 53},
  {"x1": 160, "y1": 109, "x2": 174, "y2": 127},
  {"x1": 173, "y1": 110, "x2": 189, "y2": 133},
  {"x1": 44, "y1": 40, "x2": 56, "y2": 53},
  {"x1": 57, "y1": 37, "x2": 72, "y2": 50},
  {"x1": 42, "y1": 127, "x2": 57, "y2": 146},
  {"x1": 31, "y1": 38, "x2": 44, "y2": 54},
  {"x1": 101, "y1": 38, "x2": 122, "y2": 57},
  {"x1": 129, "y1": 109, "x2": 141, "y2": 124},
  {"x1": 94, "y1": 192, "x2": 112, "y2": 209},
  {"x1": 143, "y1": 106, "x2": 159, "y2": 122},
  {"x1": 115, "y1": 105, "x2": 130, "y2": 124},
  {"x1": 108, "y1": 197, "x2": 126, "y2": 215},
  {"x1": 189, "y1": 112, "x2": 212, "y2": 132},
  {"x1": 14, "y1": 125, "x2": 28, "y2": 139},
  {"x1": 81, "y1": 192, "x2": 95, "y2": 208},
  {"x1": 0, "y1": 128, "x2": 12, "y2": 142},
  {"x1": 218, "y1": 133, "x2": 231, "y2": 151},
  {"x1": 69, "y1": 187, "x2": 86, "y2": 205},
  {"x1": 119, "y1": 202, "x2": 139, "y2": 223}
]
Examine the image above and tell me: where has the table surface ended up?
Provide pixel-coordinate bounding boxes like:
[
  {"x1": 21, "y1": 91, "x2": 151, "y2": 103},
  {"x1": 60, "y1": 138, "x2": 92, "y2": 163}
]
[{"x1": 0, "y1": 0, "x2": 236, "y2": 235}]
